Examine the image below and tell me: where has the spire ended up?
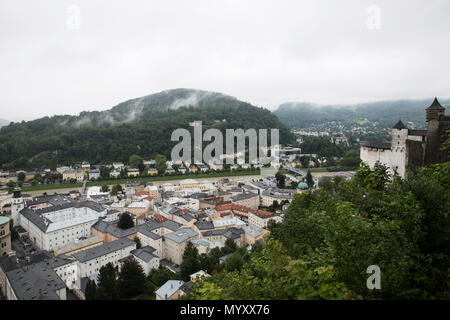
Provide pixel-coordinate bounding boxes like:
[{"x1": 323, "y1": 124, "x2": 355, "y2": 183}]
[
  {"x1": 392, "y1": 120, "x2": 407, "y2": 130},
  {"x1": 426, "y1": 97, "x2": 444, "y2": 110}
]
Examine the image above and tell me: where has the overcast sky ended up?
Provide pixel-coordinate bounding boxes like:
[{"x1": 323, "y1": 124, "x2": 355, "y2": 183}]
[{"x1": 0, "y1": 0, "x2": 449, "y2": 121}]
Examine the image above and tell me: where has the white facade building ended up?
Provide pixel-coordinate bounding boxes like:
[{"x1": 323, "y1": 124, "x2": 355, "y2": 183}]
[{"x1": 73, "y1": 238, "x2": 136, "y2": 278}]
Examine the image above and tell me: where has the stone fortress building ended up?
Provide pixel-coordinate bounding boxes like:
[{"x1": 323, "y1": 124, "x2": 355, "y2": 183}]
[{"x1": 360, "y1": 98, "x2": 449, "y2": 178}]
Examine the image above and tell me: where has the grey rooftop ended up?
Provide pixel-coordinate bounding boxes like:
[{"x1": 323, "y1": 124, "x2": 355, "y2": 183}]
[{"x1": 72, "y1": 238, "x2": 135, "y2": 263}]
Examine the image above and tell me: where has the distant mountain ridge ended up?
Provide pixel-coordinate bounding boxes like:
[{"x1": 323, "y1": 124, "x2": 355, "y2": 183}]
[
  {"x1": 273, "y1": 98, "x2": 450, "y2": 129},
  {"x1": 0, "y1": 119, "x2": 9, "y2": 127},
  {"x1": 0, "y1": 89, "x2": 294, "y2": 170}
]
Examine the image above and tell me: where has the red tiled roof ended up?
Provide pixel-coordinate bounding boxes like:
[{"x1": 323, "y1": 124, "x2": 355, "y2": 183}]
[
  {"x1": 231, "y1": 204, "x2": 252, "y2": 212},
  {"x1": 215, "y1": 203, "x2": 233, "y2": 211},
  {"x1": 214, "y1": 203, "x2": 254, "y2": 213},
  {"x1": 155, "y1": 214, "x2": 168, "y2": 223},
  {"x1": 256, "y1": 210, "x2": 272, "y2": 217},
  {"x1": 136, "y1": 191, "x2": 150, "y2": 196},
  {"x1": 232, "y1": 211, "x2": 248, "y2": 218}
]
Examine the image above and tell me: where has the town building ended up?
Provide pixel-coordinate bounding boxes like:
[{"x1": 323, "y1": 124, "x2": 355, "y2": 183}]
[
  {"x1": 88, "y1": 169, "x2": 100, "y2": 180},
  {"x1": 0, "y1": 216, "x2": 11, "y2": 256},
  {"x1": 243, "y1": 225, "x2": 268, "y2": 245},
  {"x1": 72, "y1": 238, "x2": 136, "y2": 278},
  {"x1": 155, "y1": 280, "x2": 185, "y2": 300},
  {"x1": 163, "y1": 227, "x2": 199, "y2": 265},
  {"x1": 17, "y1": 194, "x2": 107, "y2": 251},
  {"x1": 201, "y1": 227, "x2": 245, "y2": 247},
  {"x1": 0, "y1": 251, "x2": 52, "y2": 298},
  {"x1": 2, "y1": 253, "x2": 78, "y2": 300},
  {"x1": 231, "y1": 192, "x2": 259, "y2": 209},
  {"x1": 260, "y1": 188, "x2": 296, "y2": 207},
  {"x1": 247, "y1": 210, "x2": 283, "y2": 229},
  {"x1": 120, "y1": 246, "x2": 160, "y2": 275},
  {"x1": 127, "y1": 169, "x2": 140, "y2": 177}
]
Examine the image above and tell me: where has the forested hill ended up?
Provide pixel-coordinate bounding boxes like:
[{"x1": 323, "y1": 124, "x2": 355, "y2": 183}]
[
  {"x1": 0, "y1": 89, "x2": 295, "y2": 170},
  {"x1": 273, "y1": 98, "x2": 450, "y2": 129}
]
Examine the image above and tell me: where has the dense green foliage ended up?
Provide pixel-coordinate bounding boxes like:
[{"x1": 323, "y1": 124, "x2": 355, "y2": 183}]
[
  {"x1": 155, "y1": 154, "x2": 167, "y2": 174},
  {"x1": 95, "y1": 263, "x2": 119, "y2": 300},
  {"x1": 84, "y1": 279, "x2": 97, "y2": 300},
  {"x1": 118, "y1": 258, "x2": 147, "y2": 298},
  {"x1": 0, "y1": 89, "x2": 294, "y2": 170},
  {"x1": 186, "y1": 162, "x2": 450, "y2": 299},
  {"x1": 133, "y1": 236, "x2": 142, "y2": 249}
]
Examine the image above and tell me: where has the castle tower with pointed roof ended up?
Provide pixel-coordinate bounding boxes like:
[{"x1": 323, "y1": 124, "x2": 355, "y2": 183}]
[
  {"x1": 424, "y1": 98, "x2": 449, "y2": 165},
  {"x1": 360, "y1": 98, "x2": 448, "y2": 178}
]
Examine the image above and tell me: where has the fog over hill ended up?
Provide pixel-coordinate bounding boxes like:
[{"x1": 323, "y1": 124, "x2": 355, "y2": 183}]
[
  {"x1": 0, "y1": 88, "x2": 294, "y2": 170},
  {"x1": 273, "y1": 98, "x2": 450, "y2": 129},
  {"x1": 0, "y1": 119, "x2": 9, "y2": 127}
]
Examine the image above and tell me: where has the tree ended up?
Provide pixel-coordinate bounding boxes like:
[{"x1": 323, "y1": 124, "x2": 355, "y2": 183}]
[
  {"x1": 275, "y1": 172, "x2": 285, "y2": 188},
  {"x1": 147, "y1": 267, "x2": 178, "y2": 287},
  {"x1": 85, "y1": 279, "x2": 97, "y2": 300},
  {"x1": 129, "y1": 154, "x2": 143, "y2": 169},
  {"x1": 96, "y1": 263, "x2": 118, "y2": 300},
  {"x1": 118, "y1": 257, "x2": 146, "y2": 298},
  {"x1": 133, "y1": 236, "x2": 142, "y2": 249},
  {"x1": 6, "y1": 181, "x2": 16, "y2": 189},
  {"x1": 188, "y1": 162, "x2": 450, "y2": 300},
  {"x1": 223, "y1": 251, "x2": 245, "y2": 272},
  {"x1": 111, "y1": 184, "x2": 123, "y2": 195},
  {"x1": 180, "y1": 242, "x2": 201, "y2": 281},
  {"x1": 118, "y1": 212, "x2": 134, "y2": 229},
  {"x1": 100, "y1": 166, "x2": 111, "y2": 179},
  {"x1": 318, "y1": 176, "x2": 333, "y2": 192},
  {"x1": 306, "y1": 170, "x2": 314, "y2": 188},
  {"x1": 33, "y1": 174, "x2": 44, "y2": 184},
  {"x1": 221, "y1": 238, "x2": 238, "y2": 256},
  {"x1": 139, "y1": 280, "x2": 157, "y2": 300},
  {"x1": 101, "y1": 184, "x2": 110, "y2": 193},
  {"x1": 155, "y1": 154, "x2": 167, "y2": 175},
  {"x1": 18, "y1": 172, "x2": 25, "y2": 182},
  {"x1": 186, "y1": 239, "x2": 351, "y2": 300}
]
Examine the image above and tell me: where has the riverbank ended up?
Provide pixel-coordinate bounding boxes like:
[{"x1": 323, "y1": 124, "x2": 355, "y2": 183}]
[{"x1": 20, "y1": 170, "x2": 262, "y2": 195}]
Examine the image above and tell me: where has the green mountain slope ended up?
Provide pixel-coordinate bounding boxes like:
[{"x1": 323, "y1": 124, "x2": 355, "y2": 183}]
[
  {"x1": 273, "y1": 98, "x2": 450, "y2": 129},
  {"x1": 0, "y1": 89, "x2": 295, "y2": 170}
]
